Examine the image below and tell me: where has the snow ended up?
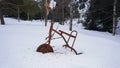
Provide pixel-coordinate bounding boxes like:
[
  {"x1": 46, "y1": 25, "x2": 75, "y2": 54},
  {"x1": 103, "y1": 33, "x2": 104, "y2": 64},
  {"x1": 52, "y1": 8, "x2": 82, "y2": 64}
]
[
  {"x1": 75, "y1": 0, "x2": 90, "y2": 21},
  {"x1": 0, "y1": 18, "x2": 120, "y2": 68},
  {"x1": 49, "y1": 0, "x2": 56, "y2": 10}
]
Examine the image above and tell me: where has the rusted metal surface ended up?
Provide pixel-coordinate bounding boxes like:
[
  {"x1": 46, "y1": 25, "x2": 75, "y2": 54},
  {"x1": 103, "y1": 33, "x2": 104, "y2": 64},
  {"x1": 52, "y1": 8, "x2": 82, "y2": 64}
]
[
  {"x1": 45, "y1": 23, "x2": 81, "y2": 55},
  {"x1": 48, "y1": 22, "x2": 54, "y2": 45}
]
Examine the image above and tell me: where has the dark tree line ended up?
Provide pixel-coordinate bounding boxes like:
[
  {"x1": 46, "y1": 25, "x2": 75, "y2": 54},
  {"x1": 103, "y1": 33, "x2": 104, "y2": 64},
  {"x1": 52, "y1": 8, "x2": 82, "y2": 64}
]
[
  {"x1": 1, "y1": 0, "x2": 120, "y2": 34},
  {"x1": 0, "y1": 0, "x2": 42, "y2": 24},
  {"x1": 48, "y1": 0, "x2": 79, "y2": 23},
  {"x1": 83, "y1": 0, "x2": 120, "y2": 33},
  {"x1": 0, "y1": 0, "x2": 79, "y2": 25}
]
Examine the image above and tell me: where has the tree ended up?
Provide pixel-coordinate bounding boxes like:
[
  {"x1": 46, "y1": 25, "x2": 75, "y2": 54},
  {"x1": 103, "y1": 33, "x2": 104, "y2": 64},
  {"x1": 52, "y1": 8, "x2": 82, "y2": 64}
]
[
  {"x1": 83, "y1": 0, "x2": 114, "y2": 33},
  {"x1": 22, "y1": 0, "x2": 40, "y2": 20},
  {"x1": 112, "y1": 0, "x2": 117, "y2": 36},
  {"x1": 0, "y1": 0, "x2": 42, "y2": 21},
  {"x1": 50, "y1": 0, "x2": 72, "y2": 23},
  {"x1": 0, "y1": 0, "x2": 24, "y2": 22},
  {"x1": 69, "y1": 2, "x2": 73, "y2": 31},
  {"x1": 0, "y1": 1, "x2": 5, "y2": 25},
  {"x1": 74, "y1": 0, "x2": 89, "y2": 23}
]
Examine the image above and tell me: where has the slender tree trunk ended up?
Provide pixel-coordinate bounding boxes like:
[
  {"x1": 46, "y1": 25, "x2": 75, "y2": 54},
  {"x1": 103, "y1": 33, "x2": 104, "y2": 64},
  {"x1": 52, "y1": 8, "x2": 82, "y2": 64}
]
[
  {"x1": 62, "y1": 1, "x2": 64, "y2": 25},
  {"x1": 45, "y1": 14, "x2": 48, "y2": 26},
  {"x1": 69, "y1": 3, "x2": 73, "y2": 31},
  {"x1": 27, "y1": 12, "x2": 30, "y2": 20},
  {"x1": 17, "y1": 7, "x2": 20, "y2": 22},
  {"x1": 45, "y1": 7, "x2": 48, "y2": 26},
  {"x1": 0, "y1": 8, "x2": 5, "y2": 25},
  {"x1": 113, "y1": 0, "x2": 117, "y2": 36}
]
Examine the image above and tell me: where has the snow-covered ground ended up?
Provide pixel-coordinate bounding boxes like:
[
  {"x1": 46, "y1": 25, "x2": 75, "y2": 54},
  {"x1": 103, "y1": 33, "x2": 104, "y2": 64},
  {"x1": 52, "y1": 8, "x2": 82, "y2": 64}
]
[{"x1": 0, "y1": 18, "x2": 120, "y2": 68}]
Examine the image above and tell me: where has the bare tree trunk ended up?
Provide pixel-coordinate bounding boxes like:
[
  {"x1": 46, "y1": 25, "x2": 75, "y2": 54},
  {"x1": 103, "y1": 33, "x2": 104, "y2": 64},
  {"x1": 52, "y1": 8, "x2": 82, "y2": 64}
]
[
  {"x1": 0, "y1": 7, "x2": 5, "y2": 25},
  {"x1": 45, "y1": 13, "x2": 48, "y2": 26},
  {"x1": 69, "y1": 3, "x2": 73, "y2": 31},
  {"x1": 113, "y1": 0, "x2": 117, "y2": 36},
  {"x1": 45, "y1": 7, "x2": 49, "y2": 26},
  {"x1": 27, "y1": 12, "x2": 30, "y2": 20},
  {"x1": 62, "y1": 1, "x2": 64, "y2": 25},
  {"x1": 17, "y1": 7, "x2": 20, "y2": 22}
]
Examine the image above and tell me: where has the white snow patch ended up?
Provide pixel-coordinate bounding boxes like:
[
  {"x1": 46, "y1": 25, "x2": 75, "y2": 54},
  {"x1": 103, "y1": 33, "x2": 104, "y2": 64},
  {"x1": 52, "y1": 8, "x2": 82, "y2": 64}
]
[{"x1": 0, "y1": 17, "x2": 120, "y2": 68}]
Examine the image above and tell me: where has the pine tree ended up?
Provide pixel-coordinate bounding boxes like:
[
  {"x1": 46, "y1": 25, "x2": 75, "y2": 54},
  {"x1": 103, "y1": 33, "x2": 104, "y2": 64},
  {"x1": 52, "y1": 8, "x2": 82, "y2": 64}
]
[
  {"x1": 83, "y1": 0, "x2": 115, "y2": 33},
  {"x1": 22, "y1": 0, "x2": 40, "y2": 20}
]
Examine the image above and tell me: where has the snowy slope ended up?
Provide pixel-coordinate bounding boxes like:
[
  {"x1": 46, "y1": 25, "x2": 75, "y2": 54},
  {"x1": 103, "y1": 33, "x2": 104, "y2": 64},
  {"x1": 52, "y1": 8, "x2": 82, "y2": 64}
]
[{"x1": 0, "y1": 18, "x2": 120, "y2": 68}]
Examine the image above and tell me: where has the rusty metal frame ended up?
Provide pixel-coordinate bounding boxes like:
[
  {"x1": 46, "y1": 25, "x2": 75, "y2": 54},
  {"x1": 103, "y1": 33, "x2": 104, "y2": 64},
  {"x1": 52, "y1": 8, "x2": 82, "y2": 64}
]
[{"x1": 46, "y1": 23, "x2": 81, "y2": 55}]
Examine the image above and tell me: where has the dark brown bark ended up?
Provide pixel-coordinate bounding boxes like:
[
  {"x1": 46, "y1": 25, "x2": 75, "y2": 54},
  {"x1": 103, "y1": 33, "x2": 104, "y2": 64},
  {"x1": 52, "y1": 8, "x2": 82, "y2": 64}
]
[{"x1": 0, "y1": 3, "x2": 5, "y2": 25}]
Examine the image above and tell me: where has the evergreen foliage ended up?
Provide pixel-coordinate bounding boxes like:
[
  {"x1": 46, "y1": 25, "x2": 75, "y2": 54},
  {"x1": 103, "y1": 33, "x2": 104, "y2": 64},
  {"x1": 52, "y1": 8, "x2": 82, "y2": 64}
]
[
  {"x1": 1, "y1": 0, "x2": 42, "y2": 20},
  {"x1": 1, "y1": 0, "x2": 80, "y2": 22},
  {"x1": 83, "y1": 0, "x2": 120, "y2": 33}
]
